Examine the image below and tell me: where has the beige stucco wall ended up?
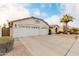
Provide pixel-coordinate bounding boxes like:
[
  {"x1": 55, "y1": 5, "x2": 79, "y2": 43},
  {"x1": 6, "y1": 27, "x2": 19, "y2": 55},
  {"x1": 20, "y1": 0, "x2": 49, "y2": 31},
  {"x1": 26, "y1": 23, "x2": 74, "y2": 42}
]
[{"x1": 13, "y1": 19, "x2": 48, "y2": 28}]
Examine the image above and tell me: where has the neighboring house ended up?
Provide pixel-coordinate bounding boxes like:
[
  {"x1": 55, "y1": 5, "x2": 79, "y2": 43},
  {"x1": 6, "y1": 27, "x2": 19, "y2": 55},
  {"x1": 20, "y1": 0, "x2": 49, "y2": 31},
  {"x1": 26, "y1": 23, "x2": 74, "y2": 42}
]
[
  {"x1": 49, "y1": 25, "x2": 59, "y2": 34},
  {"x1": 58, "y1": 25, "x2": 64, "y2": 32},
  {"x1": 9, "y1": 16, "x2": 49, "y2": 38}
]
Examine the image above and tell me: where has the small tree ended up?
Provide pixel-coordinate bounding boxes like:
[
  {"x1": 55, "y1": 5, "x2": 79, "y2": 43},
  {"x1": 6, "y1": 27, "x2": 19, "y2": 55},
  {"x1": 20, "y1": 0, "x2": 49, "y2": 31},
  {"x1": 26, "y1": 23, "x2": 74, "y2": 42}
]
[{"x1": 60, "y1": 14, "x2": 74, "y2": 34}]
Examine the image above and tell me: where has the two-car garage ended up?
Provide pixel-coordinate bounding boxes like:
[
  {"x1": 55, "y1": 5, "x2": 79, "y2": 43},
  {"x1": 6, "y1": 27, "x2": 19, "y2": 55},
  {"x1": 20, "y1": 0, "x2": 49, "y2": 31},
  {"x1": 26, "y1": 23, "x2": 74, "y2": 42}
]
[{"x1": 9, "y1": 17, "x2": 49, "y2": 38}]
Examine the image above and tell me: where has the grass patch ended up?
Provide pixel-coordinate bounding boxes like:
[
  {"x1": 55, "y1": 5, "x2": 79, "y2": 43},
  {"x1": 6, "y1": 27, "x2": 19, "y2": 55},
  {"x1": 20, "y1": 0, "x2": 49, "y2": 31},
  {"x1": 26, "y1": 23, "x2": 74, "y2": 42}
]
[
  {"x1": 0, "y1": 36, "x2": 14, "y2": 55},
  {"x1": 0, "y1": 36, "x2": 14, "y2": 44}
]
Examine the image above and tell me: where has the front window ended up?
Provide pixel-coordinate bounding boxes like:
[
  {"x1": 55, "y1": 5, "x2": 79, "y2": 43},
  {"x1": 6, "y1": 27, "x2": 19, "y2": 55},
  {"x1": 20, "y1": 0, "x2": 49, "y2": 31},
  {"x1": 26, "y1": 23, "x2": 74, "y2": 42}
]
[{"x1": 15, "y1": 24, "x2": 17, "y2": 28}]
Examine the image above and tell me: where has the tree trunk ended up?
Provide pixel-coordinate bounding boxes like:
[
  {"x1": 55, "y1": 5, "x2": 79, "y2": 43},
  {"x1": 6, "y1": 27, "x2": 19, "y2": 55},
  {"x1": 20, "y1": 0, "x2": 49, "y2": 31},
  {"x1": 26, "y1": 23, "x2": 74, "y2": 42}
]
[
  {"x1": 55, "y1": 28, "x2": 58, "y2": 34},
  {"x1": 64, "y1": 23, "x2": 68, "y2": 34}
]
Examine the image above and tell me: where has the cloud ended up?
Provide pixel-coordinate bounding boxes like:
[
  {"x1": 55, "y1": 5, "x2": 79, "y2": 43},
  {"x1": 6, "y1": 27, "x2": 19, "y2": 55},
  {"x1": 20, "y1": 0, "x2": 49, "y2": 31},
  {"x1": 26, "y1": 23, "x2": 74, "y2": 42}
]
[
  {"x1": 41, "y1": 12, "x2": 48, "y2": 18},
  {"x1": 0, "y1": 3, "x2": 30, "y2": 25},
  {"x1": 45, "y1": 15, "x2": 62, "y2": 25},
  {"x1": 0, "y1": 3, "x2": 48, "y2": 26},
  {"x1": 20, "y1": 3, "x2": 32, "y2": 8},
  {"x1": 33, "y1": 9, "x2": 41, "y2": 17},
  {"x1": 32, "y1": 9, "x2": 48, "y2": 18}
]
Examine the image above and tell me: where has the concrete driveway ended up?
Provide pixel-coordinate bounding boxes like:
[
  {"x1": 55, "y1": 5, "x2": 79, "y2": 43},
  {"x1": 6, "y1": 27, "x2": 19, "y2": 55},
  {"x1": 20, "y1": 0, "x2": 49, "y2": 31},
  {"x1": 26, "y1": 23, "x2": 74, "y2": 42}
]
[{"x1": 18, "y1": 34, "x2": 79, "y2": 56}]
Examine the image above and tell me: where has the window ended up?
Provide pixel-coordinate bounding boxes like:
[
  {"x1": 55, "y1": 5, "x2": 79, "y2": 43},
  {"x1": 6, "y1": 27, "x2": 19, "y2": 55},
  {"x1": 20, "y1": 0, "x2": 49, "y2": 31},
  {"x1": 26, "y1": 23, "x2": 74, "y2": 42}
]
[
  {"x1": 32, "y1": 27, "x2": 34, "y2": 28},
  {"x1": 36, "y1": 27, "x2": 37, "y2": 29},
  {"x1": 34, "y1": 27, "x2": 36, "y2": 29},
  {"x1": 26, "y1": 26, "x2": 28, "y2": 28},
  {"x1": 15, "y1": 24, "x2": 17, "y2": 28},
  {"x1": 38, "y1": 27, "x2": 40, "y2": 29},
  {"x1": 41, "y1": 27, "x2": 47, "y2": 29}
]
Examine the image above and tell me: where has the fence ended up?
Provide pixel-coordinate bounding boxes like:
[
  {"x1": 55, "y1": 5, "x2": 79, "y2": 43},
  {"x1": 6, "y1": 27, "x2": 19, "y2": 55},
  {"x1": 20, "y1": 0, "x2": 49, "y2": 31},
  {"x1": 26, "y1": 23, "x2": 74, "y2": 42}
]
[{"x1": 2, "y1": 27, "x2": 10, "y2": 36}]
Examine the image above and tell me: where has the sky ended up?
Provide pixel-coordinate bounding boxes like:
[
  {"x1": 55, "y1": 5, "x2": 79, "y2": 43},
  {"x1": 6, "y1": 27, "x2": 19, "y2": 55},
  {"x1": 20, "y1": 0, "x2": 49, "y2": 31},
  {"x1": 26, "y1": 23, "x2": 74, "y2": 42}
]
[{"x1": 0, "y1": 3, "x2": 79, "y2": 27}]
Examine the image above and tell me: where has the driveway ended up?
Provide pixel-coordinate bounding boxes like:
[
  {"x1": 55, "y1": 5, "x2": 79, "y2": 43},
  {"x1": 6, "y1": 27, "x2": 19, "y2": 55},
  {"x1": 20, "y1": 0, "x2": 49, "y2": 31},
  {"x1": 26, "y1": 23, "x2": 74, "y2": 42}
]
[{"x1": 18, "y1": 34, "x2": 79, "y2": 56}]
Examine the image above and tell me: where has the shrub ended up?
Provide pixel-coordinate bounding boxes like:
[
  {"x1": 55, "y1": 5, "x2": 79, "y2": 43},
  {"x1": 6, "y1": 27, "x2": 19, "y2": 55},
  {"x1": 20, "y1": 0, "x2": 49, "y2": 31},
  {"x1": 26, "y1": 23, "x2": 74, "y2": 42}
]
[
  {"x1": 57, "y1": 31, "x2": 64, "y2": 34},
  {"x1": 0, "y1": 37, "x2": 14, "y2": 55},
  {"x1": 69, "y1": 27, "x2": 79, "y2": 34},
  {"x1": 48, "y1": 29, "x2": 52, "y2": 35}
]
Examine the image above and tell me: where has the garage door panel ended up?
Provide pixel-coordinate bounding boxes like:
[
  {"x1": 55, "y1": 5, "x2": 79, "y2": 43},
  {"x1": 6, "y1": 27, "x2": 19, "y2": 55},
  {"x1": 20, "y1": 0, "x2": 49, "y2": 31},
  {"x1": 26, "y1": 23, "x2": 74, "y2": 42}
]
[
  {"x1": 39, "y1": 29, "x2": 48, "y2": 35},
  {"x1": 13, "y1": 28, "x2": 39, "y2": 37},
  {"x1": 13, "y1": 25, "x2": 48, "y2": 38}
]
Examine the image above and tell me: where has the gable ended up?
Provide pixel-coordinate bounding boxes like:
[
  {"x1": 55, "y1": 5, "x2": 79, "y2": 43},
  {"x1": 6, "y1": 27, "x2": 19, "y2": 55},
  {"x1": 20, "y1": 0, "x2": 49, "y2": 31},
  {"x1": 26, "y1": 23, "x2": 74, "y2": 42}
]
[{"x1": 9, "y1": 17, "x2": 49, "y2": 28}]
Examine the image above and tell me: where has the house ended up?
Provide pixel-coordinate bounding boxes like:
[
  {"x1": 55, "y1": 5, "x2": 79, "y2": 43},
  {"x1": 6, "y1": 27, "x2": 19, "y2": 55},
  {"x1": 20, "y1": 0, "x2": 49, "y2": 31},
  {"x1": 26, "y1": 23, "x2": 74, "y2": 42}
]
[
  {"x1": 49, "y1": 25, "x2": 59, "y2": 34},
  {"x1": 9, "y1": 16, "x2": 49, "y2": 38},
  {"x1": 58, "y1": 25, "x2": 64, "y2": 32}
]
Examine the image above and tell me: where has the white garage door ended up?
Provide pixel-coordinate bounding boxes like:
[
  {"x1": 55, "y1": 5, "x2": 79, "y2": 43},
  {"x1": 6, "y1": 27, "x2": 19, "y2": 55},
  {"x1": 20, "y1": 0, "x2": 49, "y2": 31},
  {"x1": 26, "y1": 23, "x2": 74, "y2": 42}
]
[
  {"x1": 13, "y1": 26, "x2": 39, "y2": 38},
  {"x1": 39, "y1": 27, "x2": 48, "y2": 35},
  {"x1": 13, "y1": 26, "x2": 48, "y2": 38}
]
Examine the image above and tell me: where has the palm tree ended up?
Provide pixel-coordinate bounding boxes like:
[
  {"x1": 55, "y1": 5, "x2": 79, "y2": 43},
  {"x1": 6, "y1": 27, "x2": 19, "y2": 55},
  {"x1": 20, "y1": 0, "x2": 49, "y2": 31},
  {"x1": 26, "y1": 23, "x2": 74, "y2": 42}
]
[{"x1": 60, "y1": 14, "x2": 74, "y2": 34}]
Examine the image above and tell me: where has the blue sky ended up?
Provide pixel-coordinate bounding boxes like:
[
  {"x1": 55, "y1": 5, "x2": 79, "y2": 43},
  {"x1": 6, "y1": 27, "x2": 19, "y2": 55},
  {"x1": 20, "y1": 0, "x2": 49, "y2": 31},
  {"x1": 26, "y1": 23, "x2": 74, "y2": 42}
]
[
  {"x1": 0, "y1": 3, "x2": 79, "y2": 27},
  {"x1": 21, "y1": 3, "x2": 79, "y2": 27},
  {"x1": 22, "y1": 3, "x2": 62, "y2": 18},
  {"x1": 20, "y1": 3, "x2": 63, "y2": 26}
]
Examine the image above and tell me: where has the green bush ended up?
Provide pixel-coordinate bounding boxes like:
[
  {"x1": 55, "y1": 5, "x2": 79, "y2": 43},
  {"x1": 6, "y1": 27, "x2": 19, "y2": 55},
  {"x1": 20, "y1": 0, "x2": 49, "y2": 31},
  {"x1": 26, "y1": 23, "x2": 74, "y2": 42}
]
[
  {"x1": 48, "y1": 29, "x2": 51, "y2": 35},
  {"x1": 69, "y1": 27, "x2": 79, "y2": 34},
  {"x1": 57, "y1": 31, "x2": 64, "y2": 34},
  {"x1": 0, "y1": 37, "x2": 14, "y2": 44}
]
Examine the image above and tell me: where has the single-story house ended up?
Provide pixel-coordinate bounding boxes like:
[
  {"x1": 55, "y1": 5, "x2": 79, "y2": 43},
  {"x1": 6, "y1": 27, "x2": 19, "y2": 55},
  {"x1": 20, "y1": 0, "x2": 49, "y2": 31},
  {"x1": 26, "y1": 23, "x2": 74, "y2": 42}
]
[
  {"x1": 9, "y1": 16, "x2": 49, "y2": 38},
  {"x1": 49, "y1": 25, "x2": 59, "y2": 34}
]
